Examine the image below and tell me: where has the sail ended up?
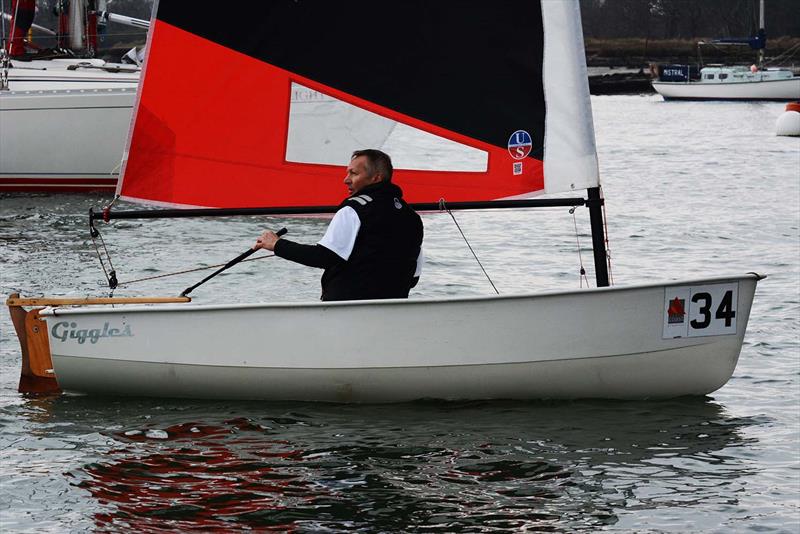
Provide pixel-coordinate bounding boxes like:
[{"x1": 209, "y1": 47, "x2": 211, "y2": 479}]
[{"x1": 118, "y1": 0, "x2": 598, "y2": 208}]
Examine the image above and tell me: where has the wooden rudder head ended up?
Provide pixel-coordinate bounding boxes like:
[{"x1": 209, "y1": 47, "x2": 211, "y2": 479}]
[{"x1": 7, "y1": 293, "x2": 61, "y2": 395}]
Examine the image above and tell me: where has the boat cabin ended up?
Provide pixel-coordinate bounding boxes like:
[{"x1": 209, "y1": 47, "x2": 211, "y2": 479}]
[{"x1": 698, "y1": 65, "x2": 794, "y2": 84}]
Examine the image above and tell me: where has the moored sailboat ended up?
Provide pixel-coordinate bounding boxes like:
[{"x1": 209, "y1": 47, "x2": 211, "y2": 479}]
[
  {"x1": 651, "y1": 0, "x2": 800, "y2": 101},
  {"x1": 8, "y1": 0, "x2": 764, "y2": 402},
  {"x1": 0, "y1": 0, "x2": 144, "y2": 191}
]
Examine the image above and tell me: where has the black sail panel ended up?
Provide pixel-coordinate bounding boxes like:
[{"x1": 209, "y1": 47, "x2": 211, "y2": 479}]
[{"x1": 156, "y1": 1, "x2": 545, "y2": 158}]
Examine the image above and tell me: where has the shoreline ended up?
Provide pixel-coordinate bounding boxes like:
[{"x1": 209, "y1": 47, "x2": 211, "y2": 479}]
[{"x1": 584, "y1": 36, "x2": 800, "y2": 94}]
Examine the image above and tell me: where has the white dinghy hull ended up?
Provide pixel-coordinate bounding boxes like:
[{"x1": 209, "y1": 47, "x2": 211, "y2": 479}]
[
  {"x1": 38, "y1": 274, "x2": 762, "y2": 402},
  {"x1": 652, "y1": 77, "x2": 800, "y2": 101}
]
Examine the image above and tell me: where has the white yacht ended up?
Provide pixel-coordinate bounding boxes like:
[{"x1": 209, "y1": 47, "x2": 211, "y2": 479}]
[
  {"x1": 0, "y1": 1, "x2": 145, "y2": 192},
  {"x1": 652, "y1": 64, "x2": 800, "y2": 101},
  {"x1": 652, "y1": 0, "x2": 799, "y2": 102}
]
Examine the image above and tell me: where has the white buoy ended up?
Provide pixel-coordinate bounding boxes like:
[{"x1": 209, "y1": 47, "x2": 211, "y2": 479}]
[{"x1": 776, "y1": 102, "x2": 800, "y2": 137}]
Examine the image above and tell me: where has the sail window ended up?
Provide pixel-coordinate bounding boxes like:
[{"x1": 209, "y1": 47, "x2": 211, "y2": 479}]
[{"x1": 285, "y1": 83, "x2": 487, "y2": 172}]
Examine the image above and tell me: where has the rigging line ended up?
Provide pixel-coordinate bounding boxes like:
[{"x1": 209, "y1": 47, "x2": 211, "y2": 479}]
[
  {"x1": 0, "y1": 2, "x2": 7, "y2": 91},
  {"x1": 115, "y1": 254, "x2": 276, "y2": 287},
  {"x1": 570, "y1": 207, "x2": 590, "y2": 288},
  {"x1": 105, "y1": 194, "x2": 120, "y2": 211},
  {"x1": 110, "y1": 159, "x2": 123, "y2": 177},
  {"x1": 764, "y1": 42, "x2": 800, "y2": 66},
  {"x1": 439, "y1": 199, "x2": 499, "y2": 295},
  {"x1": 88, "y1": 220, "x2": 117, "y2": 292}
]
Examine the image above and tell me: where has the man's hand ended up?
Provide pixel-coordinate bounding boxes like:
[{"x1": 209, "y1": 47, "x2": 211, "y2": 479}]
[{"x1": 254, "y1": 230, "x2": 282, "y2": 251}]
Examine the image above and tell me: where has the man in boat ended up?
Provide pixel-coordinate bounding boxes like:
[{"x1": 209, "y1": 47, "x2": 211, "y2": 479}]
[{"x1": 254, "y1": 149, "x2": 423, "y2": 301}]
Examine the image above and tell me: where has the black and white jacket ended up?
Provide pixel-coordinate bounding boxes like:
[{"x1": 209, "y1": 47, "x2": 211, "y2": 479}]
[{"x1": 274, "y1": 181, "x2": 423, "y2": 301}]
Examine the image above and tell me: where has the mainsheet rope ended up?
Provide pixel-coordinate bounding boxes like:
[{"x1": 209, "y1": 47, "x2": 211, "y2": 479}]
[
  {"x1": 439, "y1": 199, "x2": 500, "y2": 295},
  {"x1": 114, "y1": 254, "x2": 276, "y2": 288}
]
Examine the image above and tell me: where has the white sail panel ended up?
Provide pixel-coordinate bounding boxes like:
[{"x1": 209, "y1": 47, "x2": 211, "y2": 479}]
[
  {"x1": 286, "y1": 83, "x2": 488, "y2": 172},
  {"x1": 541, "y1": 0, "x2": 600, "y2": 193}
]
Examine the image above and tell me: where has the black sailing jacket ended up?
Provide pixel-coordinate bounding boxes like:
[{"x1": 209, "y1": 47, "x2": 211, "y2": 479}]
[{"x1": 274, "y1": 181, "x2": 423, "y2": 301}]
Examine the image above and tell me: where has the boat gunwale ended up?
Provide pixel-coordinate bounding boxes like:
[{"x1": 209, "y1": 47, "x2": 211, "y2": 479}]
[{"x1": 37, "y1": 272, "x2": 765, "y2": 316}]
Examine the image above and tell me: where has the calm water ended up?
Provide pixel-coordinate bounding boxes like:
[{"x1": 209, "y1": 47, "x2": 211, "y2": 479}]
[{"x1": 1, "y1": 96, "x2": 798, "y2": 532}]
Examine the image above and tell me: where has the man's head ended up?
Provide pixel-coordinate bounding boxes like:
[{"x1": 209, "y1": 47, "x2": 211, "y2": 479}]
[{"x1": 345, "y1": 149, "x2": 393, "y2": 195}]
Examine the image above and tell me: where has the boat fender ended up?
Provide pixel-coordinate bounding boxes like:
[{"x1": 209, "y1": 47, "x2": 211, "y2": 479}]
[{"x1": 776, "y1": 102, "x2": 800, "y2": 137}]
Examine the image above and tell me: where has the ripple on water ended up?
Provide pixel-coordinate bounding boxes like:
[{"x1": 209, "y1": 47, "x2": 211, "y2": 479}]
[{"x1": 1, "y1": 97, "x2": 799, "y2": 532}]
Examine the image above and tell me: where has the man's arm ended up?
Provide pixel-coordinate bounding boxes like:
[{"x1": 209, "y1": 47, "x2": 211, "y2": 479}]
[
  {"x1": 410, "y1": 248, "x2": 424, "y2": 288},
  {"x1": 253, "y1": 206, "x2": 359, "y2": 269},
  {"x1": 273, "y1": 240, "x2": 343, "y2": 269}
]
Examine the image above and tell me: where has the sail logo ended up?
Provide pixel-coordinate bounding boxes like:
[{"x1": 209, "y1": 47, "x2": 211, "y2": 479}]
[
  {"x1": 51, "y1": 321, "x2": 133, "y2": 345},
  {"x1": 667, "y1": 297, "x2": 686, "y2": 324},
  {"x1": 507, "y1": 130, "x2": 533, "y2": 160}
]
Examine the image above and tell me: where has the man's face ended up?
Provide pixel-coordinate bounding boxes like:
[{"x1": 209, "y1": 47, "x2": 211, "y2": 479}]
[{"x1": 344, "y1": 156, "x2": 381, "y2": 195}]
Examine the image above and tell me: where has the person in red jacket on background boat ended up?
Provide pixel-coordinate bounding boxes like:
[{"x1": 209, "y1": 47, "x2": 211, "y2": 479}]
[{"x1": 254, "y1": 149, "x2": 424, "y2": 301}]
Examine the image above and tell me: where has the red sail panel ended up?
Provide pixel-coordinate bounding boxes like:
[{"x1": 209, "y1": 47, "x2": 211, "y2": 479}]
[{"x1": 119, "y1": 22, "x2": 543, "y2": 208}]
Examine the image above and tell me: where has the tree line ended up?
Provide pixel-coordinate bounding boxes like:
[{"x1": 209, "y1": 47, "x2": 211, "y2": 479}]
[
  {"x1": 580, "y1": 0, "x2": 800, "y2": 40},
  {"x1": 10, "y1": 0, "x2": 800, "y2": 52}
]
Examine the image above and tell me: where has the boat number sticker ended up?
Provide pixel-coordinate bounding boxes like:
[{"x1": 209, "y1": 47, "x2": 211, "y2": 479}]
[
  {"x1": 662, "y1": 282, "x2": 738, "y2": 338},
  {"x1": 507, "y1": 130, "x2": 533, "y2": 160}
]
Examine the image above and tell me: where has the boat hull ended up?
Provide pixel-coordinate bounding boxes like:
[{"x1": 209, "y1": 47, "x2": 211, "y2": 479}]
[
  {"x1": 0, "y1": 58, "x2": 139, "y2": 192},
  {"x1": 652, "y1": 77, "x2": 800, "y2": 101},
  {"x1": 0, "y1": 88, "x2": 136, "y2": 192},
  {"x1": 38, "y1": 274, "x2": 762, "y2": 402}
]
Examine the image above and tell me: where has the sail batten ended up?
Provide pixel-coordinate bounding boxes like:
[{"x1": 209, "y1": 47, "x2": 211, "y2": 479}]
[{"x1": 119, "y1": 1, "x2": 598, "y2": 208}]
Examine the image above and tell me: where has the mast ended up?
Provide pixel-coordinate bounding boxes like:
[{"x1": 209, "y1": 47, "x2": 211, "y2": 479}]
[
  {"x1": 758, "y1": 0, "x2": 765, "y2": 68},
  {"x1": 587, "y1": 187, "x2": 609, "y2": 287}
]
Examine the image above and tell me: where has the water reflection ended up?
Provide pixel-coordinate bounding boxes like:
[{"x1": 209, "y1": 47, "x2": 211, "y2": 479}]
[{"x1": 8, "y1": 396, "x2": 759, "y2": 532}]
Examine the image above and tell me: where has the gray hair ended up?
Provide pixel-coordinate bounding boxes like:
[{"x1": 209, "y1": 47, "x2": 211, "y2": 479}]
[{"x1": 351, "y1": 149, "x2": 393, "y2": 182}]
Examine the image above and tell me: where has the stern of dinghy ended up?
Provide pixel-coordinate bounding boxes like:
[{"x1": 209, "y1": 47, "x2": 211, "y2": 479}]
[
  {"x1": 7, "y1": 293, "x2": 61, "y2": 395},
  {"x1": 6, "y1": 293, "x2": 191, "y2": 395}
]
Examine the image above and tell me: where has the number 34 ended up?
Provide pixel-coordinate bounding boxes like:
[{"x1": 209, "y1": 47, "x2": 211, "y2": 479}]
[{"x1": 690, "y1": 290, "x2": 735, "y2": 329}]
